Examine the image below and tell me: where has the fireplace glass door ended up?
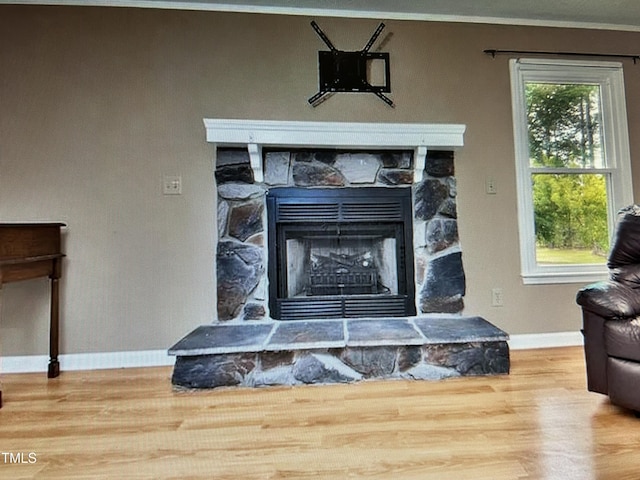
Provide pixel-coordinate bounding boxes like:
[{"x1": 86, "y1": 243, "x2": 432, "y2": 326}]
[{"x1": 267, "y1": 187, "x2": 416, "y2": 320}]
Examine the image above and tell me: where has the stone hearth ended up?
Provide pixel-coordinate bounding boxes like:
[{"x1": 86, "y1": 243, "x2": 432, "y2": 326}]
[{"x1": 170, "y1": 316, "x2": 509, "y2": 389}]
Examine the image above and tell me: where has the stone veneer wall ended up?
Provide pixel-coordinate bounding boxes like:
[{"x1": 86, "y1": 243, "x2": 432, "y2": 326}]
[{"x1": 215, "y1": 148, "x2": 465, "y2": 322}]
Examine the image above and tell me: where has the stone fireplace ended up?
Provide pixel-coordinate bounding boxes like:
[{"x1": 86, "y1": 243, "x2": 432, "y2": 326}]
[
  {"x1": 212, "y1": 120, "x2": 468, "y2": 322},
  {"x1": 169, "y1": 120, "x2": 510, "y2": 389}
]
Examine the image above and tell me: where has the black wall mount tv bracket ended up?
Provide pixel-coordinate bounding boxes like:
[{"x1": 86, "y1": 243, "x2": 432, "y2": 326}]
[{"x1": 308, "y1": 21, "x2": 393, "y2": 108}]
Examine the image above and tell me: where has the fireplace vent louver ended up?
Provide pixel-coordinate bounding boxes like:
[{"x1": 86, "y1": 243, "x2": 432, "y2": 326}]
[
  {"x1": 341, "y1": 202, "x2": 403, "y2": 222},
  {"x1": 277, "y1": 203, "x2": 339, "y2": 222},
  {"x1": 275, "y1": 198, "x2": 406, "y2": 223},
  {"x1": 278, "y1": 297, "x2": 409, "y2": 320},
  {"x1": 344, "y1": 297, "x2": 408, "y2": 317},
  {"x1": 279, "y1": 299, "x2": 343, "y2": 320}
]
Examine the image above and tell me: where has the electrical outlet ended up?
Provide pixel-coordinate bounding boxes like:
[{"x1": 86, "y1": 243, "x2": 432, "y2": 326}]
[
  {"x1": 485, "y1": 177, "x2": 497, "y2": 195},
  {"x1": 163, "y1": 175, "x2": 182, "y2": 195},
  {"x1": 491, "y1": 288, "x2": 504, "y2": 307}
]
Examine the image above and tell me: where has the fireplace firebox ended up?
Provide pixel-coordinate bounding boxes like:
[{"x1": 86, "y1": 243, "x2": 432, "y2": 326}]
[{"x1": 267, "y1": 187, "x2": 416, "y2": 320}]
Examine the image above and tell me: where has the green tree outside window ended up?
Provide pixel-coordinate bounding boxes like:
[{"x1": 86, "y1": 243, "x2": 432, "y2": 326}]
[{"x1": 525, "y1": 83, "x2": 609, "y2": 264}]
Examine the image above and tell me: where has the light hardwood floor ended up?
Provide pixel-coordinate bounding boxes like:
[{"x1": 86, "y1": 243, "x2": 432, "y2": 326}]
[{"x1": 0, "y1": 346, "x2": 638, "y2": 479}]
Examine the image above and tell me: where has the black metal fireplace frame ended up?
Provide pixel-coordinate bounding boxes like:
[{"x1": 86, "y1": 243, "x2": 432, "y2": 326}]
[{"x1": 267, "y1": 187, "x2": 416, "y2": 320}]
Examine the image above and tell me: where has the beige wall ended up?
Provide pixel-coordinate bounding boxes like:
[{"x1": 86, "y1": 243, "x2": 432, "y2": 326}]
[{"x1": 1, "y1": 6, "x2": 639, "y2": 356}]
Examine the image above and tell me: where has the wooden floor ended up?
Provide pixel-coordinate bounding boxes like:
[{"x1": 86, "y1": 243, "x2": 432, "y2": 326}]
[{"x1": 0, "y1": 346, "x2": 638, "y2": 479}]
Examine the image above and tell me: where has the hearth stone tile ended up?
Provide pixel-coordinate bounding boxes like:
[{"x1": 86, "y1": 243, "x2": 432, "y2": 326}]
[
  {"x1": 172, "y1": 353, "x2": 257, "y2": 388},
  {"x1": 217, "y1": 183, "x2": 266, "y2": 201},
  {"x1": 415, "y1": 178, "x2": 450, "y2": 220},
  {"x1": 397, "y1": 345, "x2": 423, "y2": 371},
  {"x1": 425, "y1": 150, "x2": 455, "y2": 177},
  {"x1": 292, "y1": 352, "x2": 362, "y2": 384},
  {"x1": 334, "y1": 153, "x2": 380, "y2": 184},
  {"x1": 217, "y1": 200, "x2": 229, "y2": 238},
  {"x1": 412, "y1": 316, "x2": 509, "y2": 344},
  {"x1": 267, "y1": 320, "x2": 345, "y2": 351},
  {"x1": 377, "y1": 168, "x2": 413, "y2": 185},
  {"x1": 381, "y1": 151, "x2": 412, "y2": 169},
  {"x1": 426, "y1": 218, "x2": 459, "y2": 254},
  {"x1": 264, "y1": 151, "x2": 291, "y2": 186},
  {"x1": 249, "y1": 365, "x2": 297, "y2": 387},
  {"x1": 346, "y1": 319, "x2": 425, "y2": 346},
  {"x1": 401, "y1": 363, "x2": 461, "y2": 381},
  {"x1": 260, "y1": 350, "x2": 295, "y2": 370},
  {"x1": 423, "y1": 342, "x2": 510, "y2": 376},
  {"x1": 292, "y1": 161, "x2": 345, "y2": 186},
  {"x1": 340, "y1": 347, "x2": 398, "y2": 377},
  {"x1": 243, "y1": 303, "x2": 266, "y2": 320},
  {"x1": 216, "y1": 241, "x2": 265, "y2": 320},
  {"x1": 227, "y1": 200, "x2": 264, "y2": 242},
  {"x1": 168, "y1": 324, "x2": 274, "y2": 356},
  {"x1": 216, "y1": 148, "x2": 250, "y2": 167},
  {"x1": 419, "y1": 252, "x2": 466, "y2": 314},
  {"x1": 439, "y1": 198, "x2": 457, "y2": 218}
]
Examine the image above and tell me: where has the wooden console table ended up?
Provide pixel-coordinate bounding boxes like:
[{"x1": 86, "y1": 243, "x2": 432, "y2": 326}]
[{"x1": 0, "y1": 223, "x2": 66, "y2": 408}]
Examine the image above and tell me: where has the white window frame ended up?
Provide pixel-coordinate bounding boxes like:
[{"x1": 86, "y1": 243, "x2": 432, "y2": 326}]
[{"x1": 510, "y1": 58, "x2": 634, "y2": 285}]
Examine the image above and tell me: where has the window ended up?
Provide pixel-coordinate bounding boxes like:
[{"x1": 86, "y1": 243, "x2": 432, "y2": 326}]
[{"x1": 510, "y1": 59, "x2": 633, "y2": 284}]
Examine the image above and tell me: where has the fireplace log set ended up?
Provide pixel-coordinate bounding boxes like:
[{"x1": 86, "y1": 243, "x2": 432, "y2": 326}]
[{"x1": 308, "y1": 251, "x2": 390, "y2": 296}]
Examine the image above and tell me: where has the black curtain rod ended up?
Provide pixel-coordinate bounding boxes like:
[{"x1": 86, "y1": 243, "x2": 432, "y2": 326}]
[{"x1": 484, "y1": 49, "x2": 640, "y2": 63}]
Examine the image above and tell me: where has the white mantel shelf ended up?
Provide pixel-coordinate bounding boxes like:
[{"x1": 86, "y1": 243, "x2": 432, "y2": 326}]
[
  {"x1": 203, "y1": 119, "x2": 466, "y2": 182},
  {"x1": 204, "y1": 119, "x2": 466, "y2": 149}
]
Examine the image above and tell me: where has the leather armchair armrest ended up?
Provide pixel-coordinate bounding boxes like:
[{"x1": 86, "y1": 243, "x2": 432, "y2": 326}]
[{"x1": 576, "y1": 281, "x2": 640, "y2": 319}]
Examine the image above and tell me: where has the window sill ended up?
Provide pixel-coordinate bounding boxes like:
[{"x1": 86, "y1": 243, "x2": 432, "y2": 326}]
[{"x1": 522, "y1": 269, "x2": 608, "y2": 285}]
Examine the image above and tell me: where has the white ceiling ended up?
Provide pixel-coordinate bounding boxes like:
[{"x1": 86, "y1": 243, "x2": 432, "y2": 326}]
[{"x1": 7, "y1": 0, "x2": 640, "y2": 31}]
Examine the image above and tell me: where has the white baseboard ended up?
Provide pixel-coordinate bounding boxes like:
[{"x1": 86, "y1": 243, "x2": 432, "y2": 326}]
[
  {"x1": 0, "y1": 350, "x2": 175, "y2": 374},
  {"x1": 508, "y1": 331, "x2": 583, "y2": 350},
  {"x1": 0, "y1": 332, "x2": 583, "y2": 374}
]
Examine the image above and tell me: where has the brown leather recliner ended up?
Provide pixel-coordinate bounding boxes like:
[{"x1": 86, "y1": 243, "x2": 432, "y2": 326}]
[{"x1": 576, "y1": 205, "x2": 640, "y2": 413}]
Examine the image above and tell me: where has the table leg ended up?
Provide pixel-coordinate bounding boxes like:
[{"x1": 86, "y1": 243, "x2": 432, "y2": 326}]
[{"x1": 47, "y1": 260, "x2": 61, "y2": 379}]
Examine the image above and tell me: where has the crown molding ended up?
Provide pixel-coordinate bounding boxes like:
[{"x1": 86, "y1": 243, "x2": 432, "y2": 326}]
[{"x1": 5, "y1": 0, "x2": 640, "y2": 32}]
